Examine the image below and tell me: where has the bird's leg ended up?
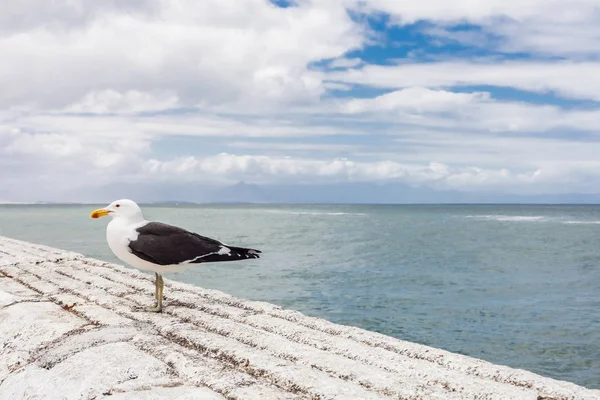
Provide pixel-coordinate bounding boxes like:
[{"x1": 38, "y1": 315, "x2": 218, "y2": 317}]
[
  {"x1": 158, "y1": 274, "x2": 164, "y2": 309},
  {"x1": 153, "y1": 272, "x2": 159, "y2": 304},
  {"x1": 147, "y1": 273, "x2": 163, "y2": 312}
]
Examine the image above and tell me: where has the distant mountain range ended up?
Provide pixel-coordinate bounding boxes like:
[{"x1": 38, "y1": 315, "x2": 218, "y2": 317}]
[{"x1": 44, "y1": 180, "x2": 600, "y2": 205}]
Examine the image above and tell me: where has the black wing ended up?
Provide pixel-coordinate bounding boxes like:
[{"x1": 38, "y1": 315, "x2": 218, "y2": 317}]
[{"x1": 128, "y1": 222, "x2": 261, "y2": 266}]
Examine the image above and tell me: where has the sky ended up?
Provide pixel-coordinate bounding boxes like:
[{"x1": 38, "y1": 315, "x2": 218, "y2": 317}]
[{"x1": 1, "y1": 0, "x2": 600, "y2": 202}]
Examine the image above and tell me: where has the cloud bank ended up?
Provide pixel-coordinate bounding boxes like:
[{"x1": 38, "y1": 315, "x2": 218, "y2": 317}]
[{"x1": 1, "y1": 0, "x2": 600, "y2": 202}]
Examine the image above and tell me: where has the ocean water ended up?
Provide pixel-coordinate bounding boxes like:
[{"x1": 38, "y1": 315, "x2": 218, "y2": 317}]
[{"x1": 1, "y1": 203, "x2": 599, "y2": 389}]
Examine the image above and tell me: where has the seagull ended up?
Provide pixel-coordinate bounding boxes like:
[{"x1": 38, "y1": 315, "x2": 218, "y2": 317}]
[{"x1": 90, "y1": 199, "x2": 261, "y2": 312}]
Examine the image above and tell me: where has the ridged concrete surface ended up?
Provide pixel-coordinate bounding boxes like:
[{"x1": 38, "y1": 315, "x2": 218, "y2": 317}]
[{"x1": 1, "y1": 235, "x2": 599, "y2": 400}]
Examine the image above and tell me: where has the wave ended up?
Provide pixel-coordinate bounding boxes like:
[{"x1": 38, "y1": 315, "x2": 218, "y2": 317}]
[
  {"x1": 468, "y1": 215, "x2": 600, "y2": 224},
  {"x1": 466, "y1": 215, "x2": 546, "y2": 222}
]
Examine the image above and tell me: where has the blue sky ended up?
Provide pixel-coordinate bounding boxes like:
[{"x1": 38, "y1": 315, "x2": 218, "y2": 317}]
[{"x1": 1, "y1": 0, "x2": 600, "y2": 201}]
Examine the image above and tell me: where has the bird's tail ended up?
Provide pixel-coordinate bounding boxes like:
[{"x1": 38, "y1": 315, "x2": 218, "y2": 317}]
[
  {"x1": 191, "y1": 245, "x2": 261, "y2": 263},
  {"x1": 229, "y1": 246, "x2": 261, "y2": 260}
]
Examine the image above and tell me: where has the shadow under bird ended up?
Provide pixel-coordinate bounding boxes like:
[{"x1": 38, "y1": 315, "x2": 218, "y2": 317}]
[{"x1": 90, "y1": 199, "x2": 261, "y2": 312}]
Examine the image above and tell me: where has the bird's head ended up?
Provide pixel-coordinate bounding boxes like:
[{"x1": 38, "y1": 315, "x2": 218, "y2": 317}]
[{"x1": 90, "y1": 199, "x2": 144, "y2": 221}]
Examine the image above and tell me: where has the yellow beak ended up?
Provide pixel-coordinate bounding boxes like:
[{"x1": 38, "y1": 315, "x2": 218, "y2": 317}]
[{"x1": 90, "y1": 208, "x2": 111, "y2": 219}]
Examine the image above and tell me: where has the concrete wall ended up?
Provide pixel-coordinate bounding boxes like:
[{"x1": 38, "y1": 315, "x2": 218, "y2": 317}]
[{"x1": 1, "y1": 236, "x2": 599, "y2": 399}]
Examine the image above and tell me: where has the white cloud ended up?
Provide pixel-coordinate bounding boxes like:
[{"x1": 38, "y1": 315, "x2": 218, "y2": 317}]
[
  {"x1": 341, "y1": 87, "x2": 491, "y2": 113},
  {"x1": 138, "y1": 153, "x2": 600, "y2": 195},
  {"x1": 354, "y1": 0, "x2": 600, "y2": 57},
  {"x1": 0, "y1": 128, "x2": 151, "y2": 173},
  {"x1": 338, "y1": 87, "x2": 600, "y2": 134},
  {"x1": 2, "y1": 116, "x2": 600, "y2": 199},
  {"x1": 323, "y1": 82, "x2": 353, "y2": 91},
  {"x1": 0, "y1": 125, "x2": 151, "y2": 201},
  {"x1": 328, "y1": 57, "x2": 364, "y2": 69},
  {"x1": 0, "y1": 0, "x2": 157, "y2": 34},
  {"x1": 352, "y1": 0, "x2": 561, "y2": 23},
  {"x1": 64, "y1": 90, "x2": 180, "y2": 114},
  {"x1": 142, "y1": 153, "x2": 538, "y2": 188},
  {"x1": 491, "y1": 16, "x2": 600, "y2": 56},
  {"x1": 329, "y1": 61, "x2": 600, "y2": 101},
  {"x1": 0, "y1": 0, "x2": 364, "y2": 111},
  {"x1": 229, "y1": 141, "x2": 358, "y2": 153},
  {"x1": 2, "y1": 83, "x2": 600, "y2": 199},
  {"x1": 11, "y1": 87, "x2": 600, "y2": 144},
  {"x1": 389, "y1": 133, "x2": 600, "y2": 171},
  {"x1": 12, "y1": 112, "x2": 360, "y2": 139}
]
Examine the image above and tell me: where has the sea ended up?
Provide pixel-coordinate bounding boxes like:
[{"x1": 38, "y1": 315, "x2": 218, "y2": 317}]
[{"x1": 1, "y1": 203, "x2": 599, "y2": 389}]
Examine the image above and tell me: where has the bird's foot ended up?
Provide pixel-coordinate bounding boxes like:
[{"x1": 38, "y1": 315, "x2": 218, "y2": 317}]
[{"x1": 146, "y1": 303, "x2": 162, "y2": 313}]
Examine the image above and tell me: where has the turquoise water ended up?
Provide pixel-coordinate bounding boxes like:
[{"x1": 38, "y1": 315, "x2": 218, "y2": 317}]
[{"x1": 1, "y1": 203, "x2": 599, "y2": 388}]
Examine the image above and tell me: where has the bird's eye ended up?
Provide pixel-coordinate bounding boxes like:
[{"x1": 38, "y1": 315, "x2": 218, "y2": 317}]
[{"x1": 115, "y1": 204, "x2": 120, "y2": 208}]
